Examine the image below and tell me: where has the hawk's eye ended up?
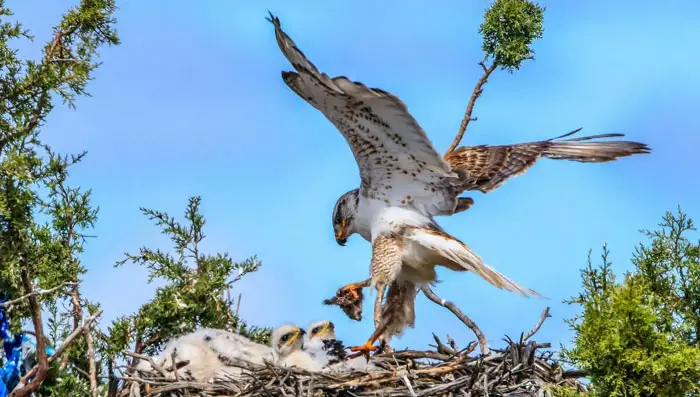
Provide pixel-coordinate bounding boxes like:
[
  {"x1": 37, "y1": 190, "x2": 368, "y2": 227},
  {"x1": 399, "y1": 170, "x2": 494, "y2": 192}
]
[
  {"x1": 311, "y1": 326, "x2": 321, "y2": 335},
  {"x1": 281, "y1": 333, "x2": 291, "y2": 343},
  {"x1": 333, "y1": 203, "x2": 344, "y2": 225}
]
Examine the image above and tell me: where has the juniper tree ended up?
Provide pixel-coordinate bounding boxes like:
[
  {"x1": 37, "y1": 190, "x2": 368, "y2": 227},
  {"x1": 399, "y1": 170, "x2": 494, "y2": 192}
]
[
  {"x1": 0, "y1": 0, "x2": 118, "y2": 395},
  {"x1": 562, "y1": 209, "x2": 700, "y2": 396},
  {"x1": 106, "y1": 196, "x2": 271, "y2": 364},
  {"x1": 445, "y1": 0, "x2": 544, "y2": 155}
]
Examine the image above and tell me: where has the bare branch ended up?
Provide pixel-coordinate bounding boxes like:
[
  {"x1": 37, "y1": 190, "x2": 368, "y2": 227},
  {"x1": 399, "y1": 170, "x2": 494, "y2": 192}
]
[
  {"x1": 444, "y1": 61, "x2": 498, "y2": 156},
  {"x1": 122, "y1": 351, "x2": 169, "y2": 378},
  {"x1": 86, "y1": 326, "x2": 98, "y2": 397},
  {"x1": 10, "y1": 267, "x2": 50, "y2": 397},
  {"x1": 523, "y1": 307, "x2": 551, "y2": 342},
  {"x1": 11, "y1": 309, "x2": 103, "y2": 396},
  {"x1": 420, "y1": 285, "x2": 490, "y2": 356},
  {"x1": 132, "y1": 331, "x2": 163, "y2": 362},
  {"x1": 0, "y1": 282, "x2": 77, "y2": 309},
  {"x1": 431, "y1": 333, "x2": 457, "y2": 356},
  {"x1": 60, "y1": 282, "x2": 83, "y2": 370}
]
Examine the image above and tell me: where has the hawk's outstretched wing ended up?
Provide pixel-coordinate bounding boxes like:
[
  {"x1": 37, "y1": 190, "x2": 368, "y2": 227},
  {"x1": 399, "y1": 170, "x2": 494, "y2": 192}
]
[
  {"x1": 444, "y1": 128, "x2": 650, "y2": 194},
  {"x1": 268, "y1": 13, "x2": 462, "y2": 216}
]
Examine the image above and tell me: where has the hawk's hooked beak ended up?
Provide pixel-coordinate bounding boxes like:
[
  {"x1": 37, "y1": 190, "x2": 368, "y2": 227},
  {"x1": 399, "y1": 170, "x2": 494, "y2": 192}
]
[{"x1": 335, "y1": 219, "x2": 348, "y2": 246}]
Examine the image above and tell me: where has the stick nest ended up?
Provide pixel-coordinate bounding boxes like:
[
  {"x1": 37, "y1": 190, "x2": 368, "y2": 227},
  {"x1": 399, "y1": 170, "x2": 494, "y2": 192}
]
[{"x1": 119, "y1": 335, "x2": 587, "y2": 397}]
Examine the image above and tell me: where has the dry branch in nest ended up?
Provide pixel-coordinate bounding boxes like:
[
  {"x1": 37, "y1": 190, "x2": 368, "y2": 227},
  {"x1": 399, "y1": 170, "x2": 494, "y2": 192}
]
[{"x1": 118, "y1": 308, "x2": 586, "y2": 397}]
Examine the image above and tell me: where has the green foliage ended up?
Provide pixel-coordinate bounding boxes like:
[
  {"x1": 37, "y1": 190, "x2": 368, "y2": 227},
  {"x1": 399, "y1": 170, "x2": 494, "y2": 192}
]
[
  {"x1": 37, "y1": 367, "x2": 92, "y2": 397},
  {"x1": 634, "y1": 208, "x2": 700, "y2": 345},
  {"x1": 546, "y1": 384, "x2": 597, "y2": 397},
  {"x1": 1, "y1": 0, "x2": 118, "y2": 316},
  {"x1": 108, "y1": 197, "x2": 271, "y2": 358},
  {"x1": 480, "y1": 0, "x2": 545, "y2": 72},
  {"x1": 563, "y1": 209, "x2": 700, "y2": 396},
  {"x1": 1, "y1": 0, "x2": 118, "y2": 394}
]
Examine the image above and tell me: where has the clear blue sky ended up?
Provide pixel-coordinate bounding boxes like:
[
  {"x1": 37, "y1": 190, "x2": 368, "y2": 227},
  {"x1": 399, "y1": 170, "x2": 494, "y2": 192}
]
[{"x1": 9, "y1": 0, "x2": 700, "y2": 351}]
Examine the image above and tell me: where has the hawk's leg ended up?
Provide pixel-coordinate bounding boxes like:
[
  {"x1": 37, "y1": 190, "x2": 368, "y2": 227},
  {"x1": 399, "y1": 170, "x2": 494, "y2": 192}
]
[
  {"x1": 346, "y1": 321, "x2": 389, "y2": 361},
  {"x1": 373, "y1": 283, "x2": 386, "y2": 328},
  {"x1": 374, "y1": 283, "x2": 391, "y2": 347},
  {"x1": 347, "y1": 235, "x2": 403, "y2": 360}
]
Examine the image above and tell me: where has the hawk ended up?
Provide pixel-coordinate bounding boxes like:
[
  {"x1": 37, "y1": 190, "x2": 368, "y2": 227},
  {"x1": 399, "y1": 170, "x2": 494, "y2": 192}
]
[{"x1": 268, "y1": 13, "x2": 650, "y2": 356}]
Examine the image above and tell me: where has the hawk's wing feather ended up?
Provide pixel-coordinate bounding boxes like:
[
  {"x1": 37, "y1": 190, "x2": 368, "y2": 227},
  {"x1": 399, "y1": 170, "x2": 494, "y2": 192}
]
[
  {"x1": 445, "y1": 128, "x2": 651, "y2": 193},
  {"x1": 268, "y1": 13, "x2": 461, "y2": 214},
  {"x1": 405, "y1": 227, "x2": 545, "y2": 298}
]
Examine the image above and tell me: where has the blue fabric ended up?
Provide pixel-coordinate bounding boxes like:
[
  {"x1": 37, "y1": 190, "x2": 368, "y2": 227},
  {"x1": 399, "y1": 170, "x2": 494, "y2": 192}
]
[
  {"x1": 1, "y1": 298, "x2": 22, "y2": 397},
  {"x1": 0, "y1": 296, "x2": 57, "y2": 397}
]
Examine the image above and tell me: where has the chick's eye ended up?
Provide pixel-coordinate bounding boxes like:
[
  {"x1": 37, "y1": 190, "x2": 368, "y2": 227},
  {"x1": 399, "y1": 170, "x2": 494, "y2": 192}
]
[
  {"x1": 281, "y1": 334, "x2": 290, "y2": 342},
  {"x1": 311, "y1": 327, "x2": 321, "y2": 335}
]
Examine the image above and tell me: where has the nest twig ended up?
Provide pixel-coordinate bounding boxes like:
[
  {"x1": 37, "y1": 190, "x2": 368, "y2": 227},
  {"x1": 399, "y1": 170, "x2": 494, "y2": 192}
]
[{"x1": 118, "y1": 309, "x2": 586, "y2": 396}]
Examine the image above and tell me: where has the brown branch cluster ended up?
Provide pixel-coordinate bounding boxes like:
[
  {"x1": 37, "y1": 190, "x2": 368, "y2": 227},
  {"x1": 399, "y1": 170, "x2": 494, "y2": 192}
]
[
  {"x1": 118, "y1": 315, "x2": 586, "y2": 397},
  {"x1": 421, "y1": 285, "x2": 492, "y2": 356},
  {"x1": 10, "y1": 310, "x2": 103, "y2": 397},
  {"x1": 0, "y1": 282, "x2": 77, "y2": 309}
]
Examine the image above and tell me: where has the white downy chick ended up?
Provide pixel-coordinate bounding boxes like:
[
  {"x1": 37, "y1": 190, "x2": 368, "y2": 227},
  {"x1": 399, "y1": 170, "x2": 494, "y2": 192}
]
[
  {"x1": 305, "y1": 320, "x2": 378, "y2": 373},
  {"x1": 271, "y1": 324, "x2": 322, "y2": 372},
  {"x1": 133, "y1": 328, "x2": 274, "y2": 382}
]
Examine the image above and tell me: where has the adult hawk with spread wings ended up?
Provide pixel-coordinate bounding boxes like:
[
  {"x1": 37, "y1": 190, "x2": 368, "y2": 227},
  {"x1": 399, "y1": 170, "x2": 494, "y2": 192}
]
[{"x1": 268, "y1": 13, "x2": 650, "y2": 356}]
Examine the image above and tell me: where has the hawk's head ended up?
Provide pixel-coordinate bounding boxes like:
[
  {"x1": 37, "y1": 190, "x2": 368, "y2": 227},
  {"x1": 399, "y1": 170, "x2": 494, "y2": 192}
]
[
  {"x1": 271, "y1": 324, "x2": 305, "y2": 359},
  {"x1": 332, "y1": 189, "x2": 359, "y2": 246}
]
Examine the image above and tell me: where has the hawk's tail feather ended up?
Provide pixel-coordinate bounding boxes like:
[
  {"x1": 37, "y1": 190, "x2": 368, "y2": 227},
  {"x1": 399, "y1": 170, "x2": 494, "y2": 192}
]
[
  {"x1": 406, "y1": 227, "x2": 545, "y2": 299},
  {"x1": 546, "y1": 127, "x2": 626, "y2": 142},
  {"x1": 540, "y1": 140, "x2": 650, "y2": 163},
  {"x1": 539, "y1": 128, "x2": 650, "y2": 162}
]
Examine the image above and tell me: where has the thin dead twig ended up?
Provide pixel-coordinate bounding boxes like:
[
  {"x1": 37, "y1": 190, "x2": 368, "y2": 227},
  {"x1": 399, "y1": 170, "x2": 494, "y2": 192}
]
[
  {"x1": 444, "y1": 60, "x2": 498, "y2": 156},
  {"x1": 420, "y1": 285, "x2": 490, "y2": 356},
  {"x1": 0, "y1": 282, "x2": 77, "y2": 309},
  {"x1": 431, "y1": 333, "x2": 457, "y2": 356},
  {"x1": 524, "y1": 307, "x2": 551, "y2": 342},
  {"x1": 378, "y1": 350, "x2": 452, "y2": 362},
  {"x1": 11, "y1": 309, "x2": 103, "y2": 397},
  {"x1": 86, "y1": 324, "x2": 98, "y2": 397},
  {"x1": 10, "y1": 266, "x2": 50, "y2": 397},
  {"x1": 122, "y1": 351, "x2": 169, "y2": 378}
]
